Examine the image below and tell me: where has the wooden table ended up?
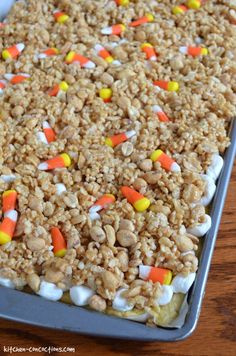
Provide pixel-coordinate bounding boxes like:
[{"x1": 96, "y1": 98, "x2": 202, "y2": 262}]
[{"x1": 0, "y1": 165, "x2": 235, "y2": 356}]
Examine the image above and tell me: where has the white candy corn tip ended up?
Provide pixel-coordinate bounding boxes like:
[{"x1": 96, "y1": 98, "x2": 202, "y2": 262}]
[
  {"x1": 55, "y1": 183, "x2": 67, "y2": 195},
  {"x1": 179, "y1": 46, "x2": 188, "y2": 54},
  {"x1": 139, "y1": 265, "x2": 151, "y2": 280},
  {"x1": 206, "y1": 154, "x2": 224, "y2": 181},
  {"x1": 70, "y1": 285, "x2": 95, "y2": 306},
  {"x1": 187, "y1": 214, "x2": 212, "y2": 237},
  {"x1": 156, "y1": 285, "x2": 173, "y2": 306},
  {"x1": 38, "y1": 162, "x2": 48, "y2": 170},
  {"x1": 89, "y1": 211, "x2": 101, "y2": 221},
  {"x1": 199, "y1": 174, "x2": 216, "y2": 206},
  {"x1": 42, "y1": 121, "x2": 51, "y2": 129},
  {"x1": 5, "y1": 210, "x2": 18, "y2": 221},
  {"x1": 37, "y1": 132, "x2": 48, "y2": 144},
  {"x1": 37, "y1": 280, "x2": 63, "y2": 301},
  {"x1": 16, "y1": 43, "x2": 25, "y2": 52},
  {"x1": 150, "y1": 55, "x2": 157, "y2": 61},
  {"x1": 0, "y1": 174, "x2": 16, "y2": 183},
  {"x1": 126, "y1": 130, "x2": 136, "y2": 139},
  {"x1": 171, "y1": 162, "x2": 181, "y2": 173},
  {"x1": 112, "y1": 288, "x2": 134, "y2": 312},
  {"x1": 94, "y1": 44, "x2": 104, "y2": 52},
  {"x1": 112, "y1": 60, "x2": 121, "y2": 66},
  {"x1": 171, "y1": 273, "x2": 196, "y2": 294},
  {"x1": 0, "y1": 277, "x2": 15, "y2": 289},
  {"x1": 38, "y1": 53, "x2": 47, "y2": 59},
  {"x1": 83, "y1": 61, "x2": 96, "y2": 69},
  {"x1": 101, "y1": 27, "x2": 112, "y2": 35},
  {"x1": 152, "y1": 105, "x2": 162, "y2": 113},
  {"x1": 0, "y1": 79, "x2": 7, "y2": 86}
]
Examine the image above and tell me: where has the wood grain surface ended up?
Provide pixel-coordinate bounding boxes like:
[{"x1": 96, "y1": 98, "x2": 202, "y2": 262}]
[{"x1": 0, "y1": 164, "x2": 235, "y2": 356}]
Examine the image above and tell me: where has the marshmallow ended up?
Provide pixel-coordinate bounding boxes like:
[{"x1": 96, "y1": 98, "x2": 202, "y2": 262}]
[
  {"x1": 70, "y1": 285, "x2": 95, "y2": 306},
  {"x1": 55, "y1": 183, "x2": 67, "y2": 195},
  {"x1": 125, "y1": 311, "x2": 149, "y2": 322},
  {"x1": 206, "y1": 154, "x2": 224, "y2": 181},
  {"x1": 187, "y1": 214, "x2": 212, "y2": 237},
  {"x1": 199, "y1": 174, "x2": 216, "y2": 206},
  {"x1": 171, "y1": 273, "x2": 196, "y2": 294},
  {"x1": 156, "y1": 285, "x2": 173, "y2": 306},
  {"x1": 0, "y1": 276, "x2": 15, "y2": 289},
  {"x1": 112, "y1": 288, "x2": 134, "y2": 312},
  {"x1": 37, "y1": 280, "x2": 63, "y2": 301},
  {"x1": 0, "y1": 174, "x2": 16, "y2": 183}
]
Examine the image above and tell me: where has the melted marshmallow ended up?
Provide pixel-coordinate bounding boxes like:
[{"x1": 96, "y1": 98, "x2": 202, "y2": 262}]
[
  {"x1": 206, "y1": 154, "x2": 224, "y2": 181},
  {"x1": 156, "y1": 285, "x2": 173, "y2": 306},
  {"x1": 70, "y1": 285, "x2": 95, "y2": 306},
  {"x1": 199, "y1": 174, "x2": 216, "y2": 206},
  {"x1": 187, "y1": 214, "x2": 212, "y2": 237},
  {"x1": 171, "y1": 273, "x2": 196, "y2": 294},
  {"x1": 112, "y1": 288, "x2": 134, "y2": 312},
  {"x1": 37, "y1": 280, "x2": 63, "y2": 301},
  {"x1": 0, "y1": 277, "x2": 15, "y2": 289}
]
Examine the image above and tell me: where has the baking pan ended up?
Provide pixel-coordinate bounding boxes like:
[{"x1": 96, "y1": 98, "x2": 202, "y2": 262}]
[
  {"x1": 0, "y1": 119, "x2": 235, "y2": 342},
  {"x1": 1, "y1": 1, "x2": 236, "y2": 342}
]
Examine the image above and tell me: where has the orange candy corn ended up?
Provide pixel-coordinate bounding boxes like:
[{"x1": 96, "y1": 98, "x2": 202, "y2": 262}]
[
  {"x1": 48, "y1": 81, "x2": 69, "y2": 97},
  {"x1": 121, "y1": 186, "x2": 150, "y2": 212},
  {"x1": 0, "y1": 80, "x2": 6, "y2": 95},
  {"x1": 89, "y1": 194, "x2": 116, "y2": 214},
  {"x1": 4, "y1": 73, "x2": 30, "y2": 84},
  {"x1": 141, "y1": 43, "x2": 158, "y2": 61},
  {"x1": 38, "y1": 153, "x2": 71, "y2": 171},
  {"x1": 139, "y1": 265, "x2": 172, "y2": 285},
  {"x1": 38, "y1": 47, "x2": 59, "y2": 59},
  {"x1": 51, "y1": 227, "x2": 67, "y2": 257},
  {"x1": 150, "y1": 149, "x2": 181, "y2": 172},
  {"x1": 129, "y1": 13, "x2": 154, "y2": 27},
  {"x1": 105, "y1": 130, "x2": 136, "y2": 148},
  {"x1": 65, "y1": 51, "x2": 95, "y2": 68},
  {"x1": 101, "y1": 24, "x2": 126, "y2": 35},
  {"x1": 152, "y1": 105, "x2": 170, "y2": 122},
  {"x1": 179, "y1": 46, "x2": 208, "y2": 56},
  {"x1": 115, "y1": 0, "x2": 129, "y2": 6},
  {"x1": 0, "y1": 210, "x2": 18, "y2": 245},
  {"x1": 172, "y1": 5, "x2": 188, "y2": 14},
  {"x1": 53, "y1": 9, "x2": 69, "y2": 23},
  {"x1": 2, "y1": 43, "x2": 25, "y2": 60},
  {"x1": 153, "y1": 80, "x2": 179, "y2": 92},
  {"x1": 94, "y1": 44, "x2": 121, "y2": 65},
  {"x1": 2, "y1": 190, "x2": 17, "y2": 214},
  {"x1": 43, "y1": 121, "x2": 56, "y2": 143}
]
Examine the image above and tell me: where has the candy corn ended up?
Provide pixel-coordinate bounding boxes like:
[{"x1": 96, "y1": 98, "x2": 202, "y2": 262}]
[
  {"x1": 4, "y1": 73, "x2": 30, "y2": 85},
  {"x1": 129, "y1": 13, "x2": 154, "y2": 27},
  {"x1": 2, "y1": 43, "x2": 25, "y2": 60},
  {"x1": 139, "y1": 265, "x2": 172, "y2": 285},
  {"x1": 115, "y1": 0, "x2": 129, "y2": 6},
  {"x1": 0, "y1": 175, "x2": 16, "y2": 183},
  {"x1": 121, "y1": 186, "x2": 150, "y2": 212},
  {"x1": 37, "y1": 47, "x2": 59, "y2": 59},
  {"x1": 172, "y1": 5, "x2": 188, "y2": 14},
  {"x1": 186, "y1": 0, "x2": 202, "y2": 9},
  {"x1": 89, "y1": 194, "x2": 115, "y2": 214},
  {"x1": 38, "y1": 153, "x2": 71, "y2": 171},
  {"x1": 141, "y1": 43, "x2": 158, "y2": 61},
  {"x1": 0, "y1": 210, "x2": 18, "y2": 245},
  {"x1": 0, "y1": 80, "x2": 6, "y2": 95},
  {"x1": 48, "y1": 81, "x2": 69, "y2": 97},
  {"x1": 65, "y1": 51, "x2": 95, "y2": 69},
  {"x1": 153, "y1": 80, "x2": 179, "y2": 92},
  {"x1": 43, "y1": 121, "x2": 56, "y2": 143},
  {"x1": 179, "y1": 46, "x2": 208, "y2": 56},
  {"x1": 2, "y1": 190, "x2": 17, "y2": 214},
  {"x1": 105, "y1": 130, "x2": 136, "y2": 148},
  {"x1": 37, "y1": 132, "x2": 48, "y2": 145},
  {"x1": 53, "y1": 9, "x2": 69, "y2": 23},
  {"x1": 99, "y1": 88, "x2": 113, "y2": 103},
  {"x1": 152, "y1": 105, "x2": 170, "y2": 122},
  {"x1": 51, "y1": 227, "x2": 67, "y2": 257},
  {"x1": 101, "y1": 24, "x2": 126, "y2": 35},
  {"x1": 150, "y1": 149, "x2": 181, "y2": 172},
  {"x1": 94, "y1": 44, "x2": 121, "y2": 65}
]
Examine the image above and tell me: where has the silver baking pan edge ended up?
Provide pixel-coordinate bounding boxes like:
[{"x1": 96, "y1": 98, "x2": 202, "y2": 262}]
[{"x1": 0, "y1": 119, "x2": 235, "y2": 342}]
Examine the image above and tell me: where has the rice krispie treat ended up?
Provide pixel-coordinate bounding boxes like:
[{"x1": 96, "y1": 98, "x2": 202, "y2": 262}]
[{"x1": 0, "y1": 0, "x2": 235, "y2": 326}]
